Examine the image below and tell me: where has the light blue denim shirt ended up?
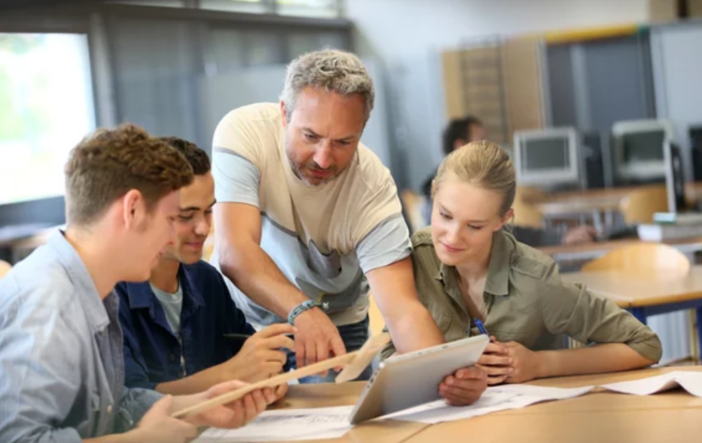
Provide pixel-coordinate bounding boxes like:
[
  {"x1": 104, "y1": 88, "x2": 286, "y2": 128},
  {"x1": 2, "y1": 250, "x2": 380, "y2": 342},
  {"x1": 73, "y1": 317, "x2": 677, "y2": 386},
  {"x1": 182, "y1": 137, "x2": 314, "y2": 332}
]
[{"x1": 0, "y1": 230, "x2": 162, "y2": 442}]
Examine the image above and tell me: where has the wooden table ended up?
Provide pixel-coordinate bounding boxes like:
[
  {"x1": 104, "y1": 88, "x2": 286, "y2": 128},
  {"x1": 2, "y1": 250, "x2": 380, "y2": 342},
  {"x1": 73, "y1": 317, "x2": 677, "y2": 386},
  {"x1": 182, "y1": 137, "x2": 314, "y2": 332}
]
[
  {"x1": 536, "y1": 194, "x2": 625, "y2": 217},
  {"x1": 275, "y1": 367, "x2": 702, "y2": 443},
  {"x1": 538, "y1": 236, "x2": 702, "y2": 265},
  {"x1": 402, "y1": 367, "x2": 702, "y2": 443},
  {"x1": 528, "y1": 187, "x2": 637, "y2": 231},
  {"x1": 562, "y1": 266, "x2": 702, "y2": 358}
]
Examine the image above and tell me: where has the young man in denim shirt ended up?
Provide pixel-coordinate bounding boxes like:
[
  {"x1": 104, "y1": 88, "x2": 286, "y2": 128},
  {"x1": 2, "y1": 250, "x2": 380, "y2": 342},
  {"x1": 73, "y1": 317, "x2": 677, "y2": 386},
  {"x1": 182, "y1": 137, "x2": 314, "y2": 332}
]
[{"x1": 0, "y1": 126, "x2": 278, "y2": 443}]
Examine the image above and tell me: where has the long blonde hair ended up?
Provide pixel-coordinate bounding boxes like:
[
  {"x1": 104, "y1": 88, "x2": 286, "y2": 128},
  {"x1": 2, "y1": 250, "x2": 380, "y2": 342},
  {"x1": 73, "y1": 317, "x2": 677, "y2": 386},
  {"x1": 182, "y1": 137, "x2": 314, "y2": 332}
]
[{"x1": 431, "y1": 140, "x2": 516, "y2": 217}]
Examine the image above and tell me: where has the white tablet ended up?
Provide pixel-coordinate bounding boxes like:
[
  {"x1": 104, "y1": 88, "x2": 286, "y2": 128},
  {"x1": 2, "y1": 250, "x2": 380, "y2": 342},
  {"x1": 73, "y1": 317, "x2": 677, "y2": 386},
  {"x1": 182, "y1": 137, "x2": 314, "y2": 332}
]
[{"x1": 348, "y1": 334, "x2": 489, "y2": 424}]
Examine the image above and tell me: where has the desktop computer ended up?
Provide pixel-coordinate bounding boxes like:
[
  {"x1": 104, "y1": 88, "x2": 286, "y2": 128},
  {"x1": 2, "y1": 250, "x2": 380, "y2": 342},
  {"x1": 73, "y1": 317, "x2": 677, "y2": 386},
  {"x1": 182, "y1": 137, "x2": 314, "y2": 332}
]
[
  {"x1": 611, "y1": 119, "x2": 674, "y2": 186},
  {"x1": 690, "y1": 125, "x2": 702, "y2": 182},
  {"x1": 664, "y1": 140, "x2": 687, "y2": 214},
  {"x1": 580, "y1": 131, "x2": 608, "y2": 189},
  {"x1": 513, "y1": 127, "x2": 581, "y2": 191},
  {"x1": 647, "y1": 140, "x2": 702, "y2": 233}
]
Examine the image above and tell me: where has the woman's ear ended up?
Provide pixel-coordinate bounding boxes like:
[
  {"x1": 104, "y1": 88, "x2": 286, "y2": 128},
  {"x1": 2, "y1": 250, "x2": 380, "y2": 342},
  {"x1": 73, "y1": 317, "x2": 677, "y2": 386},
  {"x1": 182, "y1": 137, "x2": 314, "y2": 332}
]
[{"x1": 497, "y1": 208, "x2": 514, "y2": 231}]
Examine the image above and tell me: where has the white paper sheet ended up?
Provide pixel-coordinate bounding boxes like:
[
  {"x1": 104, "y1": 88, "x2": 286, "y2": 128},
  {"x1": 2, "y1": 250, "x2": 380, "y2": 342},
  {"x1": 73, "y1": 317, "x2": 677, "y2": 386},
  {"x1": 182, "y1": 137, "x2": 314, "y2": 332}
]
[
  {"x1": 193, "y1": 406, "x2": 354, "y2": 442},
  {"x1": 383, "y1": 385, "x2": 594, "y2": 424},
  {"x1": 601, "y1": 371, "x2": 702, "y2": 398}
]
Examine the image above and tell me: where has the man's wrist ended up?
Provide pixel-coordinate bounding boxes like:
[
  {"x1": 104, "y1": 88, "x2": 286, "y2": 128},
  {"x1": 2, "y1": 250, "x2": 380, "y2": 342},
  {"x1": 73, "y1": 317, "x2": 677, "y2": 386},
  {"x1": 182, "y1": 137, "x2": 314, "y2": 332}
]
[{"x1": 287, "y1": 300, "x2": 320, "y2": 325}]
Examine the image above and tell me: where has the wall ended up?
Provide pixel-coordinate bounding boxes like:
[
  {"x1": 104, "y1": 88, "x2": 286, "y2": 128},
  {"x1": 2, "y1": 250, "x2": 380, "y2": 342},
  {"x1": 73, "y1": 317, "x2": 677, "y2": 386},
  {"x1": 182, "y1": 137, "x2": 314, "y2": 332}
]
[
  {"x1": 345, "y1": 0, "x2": 650, "y2": 190},
  {"x1": 651, "y1": 21, "x2": 702, "y2": 181}
]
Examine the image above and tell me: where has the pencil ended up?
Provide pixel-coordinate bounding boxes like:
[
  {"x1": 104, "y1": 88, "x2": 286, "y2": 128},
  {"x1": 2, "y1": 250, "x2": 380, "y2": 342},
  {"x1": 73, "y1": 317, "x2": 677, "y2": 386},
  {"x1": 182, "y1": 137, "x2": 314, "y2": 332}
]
[{"x1": 223, "y1": 333, "x2": 294, "y2": 341}]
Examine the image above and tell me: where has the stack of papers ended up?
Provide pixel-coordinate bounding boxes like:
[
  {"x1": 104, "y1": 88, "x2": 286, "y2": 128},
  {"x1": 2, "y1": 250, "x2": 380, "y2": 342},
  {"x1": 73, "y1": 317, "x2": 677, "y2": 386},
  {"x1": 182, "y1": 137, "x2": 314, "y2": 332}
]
[{"x1": 195, "y1": 406, "x2": 354, "y2": 442}]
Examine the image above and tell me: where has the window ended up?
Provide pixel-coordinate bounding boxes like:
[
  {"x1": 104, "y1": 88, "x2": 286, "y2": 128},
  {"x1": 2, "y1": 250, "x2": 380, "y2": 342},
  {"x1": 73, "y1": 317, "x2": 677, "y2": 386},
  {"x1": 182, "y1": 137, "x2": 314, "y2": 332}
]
[
  {"x1": 198, "y1": 0, "x2": 269, "y2": 14},
  {"x1": 199, "y1": 0, "x2": 341, "y2": 17},
  {"x1": 277, "y1": 0, "x2": 339, "y2": 18},
  {"x1": 0, "y1": 33, "x2": 95, "y2": 205}
]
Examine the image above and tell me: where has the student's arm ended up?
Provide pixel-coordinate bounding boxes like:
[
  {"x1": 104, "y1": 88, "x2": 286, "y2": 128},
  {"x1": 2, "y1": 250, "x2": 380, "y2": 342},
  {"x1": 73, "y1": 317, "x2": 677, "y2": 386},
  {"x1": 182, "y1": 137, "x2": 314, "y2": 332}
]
[
  {"x1": 85, "y1": 395, "x2": 196, "y2": 443},
  {"x1": 119, "y1": 302, "x2": 248, "y2": 396},
  {"x1": 88, "y1": 381, "x2": 278, "y2": 443},
  {"x1": 154, "y1": 324, "x2": 294, "y2": 395},
  {"x1": 531, "y1": 343, "x2": 653, "y2": 380},
  {"x1": 496, "y1": 272, "x2": 661, "y2": 383},
  {"x1": 542, "y1": 274, "x2": 662, "y2": 364}
]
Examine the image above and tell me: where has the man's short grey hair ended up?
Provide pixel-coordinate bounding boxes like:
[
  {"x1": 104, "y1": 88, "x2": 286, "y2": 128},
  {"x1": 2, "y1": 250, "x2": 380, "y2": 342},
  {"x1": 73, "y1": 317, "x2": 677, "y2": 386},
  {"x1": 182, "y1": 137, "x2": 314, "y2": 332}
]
[{"x1": 280, "y1": 49, "x2": 375, "y2": 123}]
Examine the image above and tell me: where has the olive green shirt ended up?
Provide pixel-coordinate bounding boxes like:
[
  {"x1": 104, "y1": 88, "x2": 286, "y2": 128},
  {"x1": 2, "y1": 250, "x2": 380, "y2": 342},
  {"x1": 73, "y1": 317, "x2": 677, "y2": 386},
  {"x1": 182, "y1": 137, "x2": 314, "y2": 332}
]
[{"x1": 383, "y1": 227, "x2": 662, "y2": 362}]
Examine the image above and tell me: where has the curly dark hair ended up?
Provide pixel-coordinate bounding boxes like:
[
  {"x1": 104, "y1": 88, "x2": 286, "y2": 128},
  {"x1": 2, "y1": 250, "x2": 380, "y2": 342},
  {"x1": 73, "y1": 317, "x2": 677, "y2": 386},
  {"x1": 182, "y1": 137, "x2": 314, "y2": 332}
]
[
  {"x1": 65, "y1": 124, "x2": 194, "y2": 225},
  {"x1": 159, "y1": 137, "x2": 211, "y2": 175}
]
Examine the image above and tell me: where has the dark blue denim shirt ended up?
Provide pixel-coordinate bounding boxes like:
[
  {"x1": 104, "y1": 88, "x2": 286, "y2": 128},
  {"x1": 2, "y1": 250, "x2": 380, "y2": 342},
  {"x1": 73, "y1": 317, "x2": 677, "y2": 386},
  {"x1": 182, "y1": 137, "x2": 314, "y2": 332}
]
[{"x1": 116, "y1": 260, "x2": 255, "y2": 390}]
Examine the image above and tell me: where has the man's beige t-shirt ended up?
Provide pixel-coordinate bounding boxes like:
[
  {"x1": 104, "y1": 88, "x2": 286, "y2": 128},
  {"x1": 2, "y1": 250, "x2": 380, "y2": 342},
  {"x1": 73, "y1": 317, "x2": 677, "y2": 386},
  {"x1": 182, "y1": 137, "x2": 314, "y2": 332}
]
[{"x1": 211, "y1": 103, "x2": 411, "y2": 327}]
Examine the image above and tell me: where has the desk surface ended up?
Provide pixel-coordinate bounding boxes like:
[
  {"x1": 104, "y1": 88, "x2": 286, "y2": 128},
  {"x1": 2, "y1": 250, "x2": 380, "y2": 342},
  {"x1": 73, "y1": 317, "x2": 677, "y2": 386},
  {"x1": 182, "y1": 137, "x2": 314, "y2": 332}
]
[
  {"x1": 536, "y1": 195, "x2": 624, "y2": 216},
  {"x1": 562, "y1": 265, "x2": 702, "y2": 308},
  {"x1": 402, "y1": 367, "x2": 702, "y2": 443},
  {"x1": 537, "y1": 235, "x2": 702, "y2": 258},
  {"x1": 528, "y1": 187, "x2": 639, "y2": 216},
  {"x1": 276, "y1": 367, "x2": 702, "y2": 443}
]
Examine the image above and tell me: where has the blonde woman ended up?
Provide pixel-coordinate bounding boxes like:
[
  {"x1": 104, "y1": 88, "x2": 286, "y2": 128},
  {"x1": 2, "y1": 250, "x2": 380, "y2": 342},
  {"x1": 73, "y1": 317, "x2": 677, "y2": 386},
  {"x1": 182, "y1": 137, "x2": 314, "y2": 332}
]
[{"x1": 385, "y1": 141, "x2": 662, "y2": 385}]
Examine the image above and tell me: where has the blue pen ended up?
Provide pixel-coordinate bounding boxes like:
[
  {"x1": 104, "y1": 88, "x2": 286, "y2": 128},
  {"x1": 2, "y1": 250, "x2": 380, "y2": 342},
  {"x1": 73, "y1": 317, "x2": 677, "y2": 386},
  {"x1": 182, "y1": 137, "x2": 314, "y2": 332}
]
[{"x1": 473, "y1": 318, "x2": 489, "y2": 336}]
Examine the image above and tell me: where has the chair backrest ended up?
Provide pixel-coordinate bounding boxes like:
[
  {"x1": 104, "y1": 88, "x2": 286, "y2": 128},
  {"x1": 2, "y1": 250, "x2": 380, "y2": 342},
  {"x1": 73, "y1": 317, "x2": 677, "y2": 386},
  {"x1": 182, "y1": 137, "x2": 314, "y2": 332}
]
[
  {"x1": 582, "y1": 242, "x2": 690, "y2": 277},
  {"x1": 400, "y1": 189, "x2": 428, "y2": 233},
  {"x1": 0, "y1": 260, "x2": 11, "y2": 281},
  {"x1": 512, "y1": 186, "x2": 544, "y2": 228},
  {"x1": 619, "y1": 185, "x2": 668, "y2": 224},
  {"x1": 367, "y1": 293, "x2": 386, "y2": 336}
]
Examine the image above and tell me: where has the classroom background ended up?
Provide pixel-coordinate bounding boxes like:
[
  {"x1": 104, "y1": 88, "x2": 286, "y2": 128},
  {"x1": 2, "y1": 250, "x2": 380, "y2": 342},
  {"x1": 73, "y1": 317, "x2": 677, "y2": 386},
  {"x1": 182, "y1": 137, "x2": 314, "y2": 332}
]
[{"x1": 2, "y1": 0, "x2": 702, "y2": 374}]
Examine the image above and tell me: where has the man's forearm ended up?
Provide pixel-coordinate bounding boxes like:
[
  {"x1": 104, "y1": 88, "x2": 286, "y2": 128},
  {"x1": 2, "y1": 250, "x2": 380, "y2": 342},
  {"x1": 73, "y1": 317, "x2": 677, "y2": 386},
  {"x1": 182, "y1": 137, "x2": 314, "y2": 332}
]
[
  {"x1": 220, "y1": 240, "x2": 307, "y2": 319},
  {"x1": 387, "y1": 301, "x2": 446, "y2": 354},
  {"x1": 536, "y1": 343, "x2": 655, "y2": 379}
]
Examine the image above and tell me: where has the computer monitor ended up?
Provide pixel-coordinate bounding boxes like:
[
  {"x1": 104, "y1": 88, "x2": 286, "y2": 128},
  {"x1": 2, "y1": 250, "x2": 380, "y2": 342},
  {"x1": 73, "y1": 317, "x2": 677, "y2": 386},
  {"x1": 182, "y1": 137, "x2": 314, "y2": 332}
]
[
  {"x1": 513, "y1": 127, "x2": 579, "y2": 188},
  {"x1": 664, "y1": 140, "x2": 686, "y2": 213},
  {"x1": 690, "y1": 125, "x2": 702, "y2": 182},
  {"x1": 611, "y1": 119, "x2": 674, "y2": 182}
]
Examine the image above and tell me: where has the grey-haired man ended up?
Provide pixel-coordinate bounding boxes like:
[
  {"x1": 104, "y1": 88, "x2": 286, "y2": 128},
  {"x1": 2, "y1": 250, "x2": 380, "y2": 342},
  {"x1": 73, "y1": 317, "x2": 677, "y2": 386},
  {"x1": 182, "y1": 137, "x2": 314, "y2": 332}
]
[{"x1": 211, "y1": 49, "x2": 486, "y2": 405}]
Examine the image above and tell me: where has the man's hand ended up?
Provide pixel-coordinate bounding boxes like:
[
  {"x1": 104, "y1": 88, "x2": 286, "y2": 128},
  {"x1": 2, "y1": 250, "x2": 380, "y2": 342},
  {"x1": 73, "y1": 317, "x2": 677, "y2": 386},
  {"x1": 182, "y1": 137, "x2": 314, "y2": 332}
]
[
  {"x1": 182, "y1": 380, "x2": 280, "y2": 429},
  {"x1": 438, "y1": 366, "x2": 487, "y2": 406},
  {"x1": 222, "y1": 324, "x2": 296, "y2": 382},
  {"x1": 476, "y1": 338, "x2": 513, "y2": 385},
  {"x1": 131, "y1": 395, "x2": 197, "y2": 443},
  {"x1": 502, "y1": 341, "x2": 543, "y2": 384},
  {"x1": 293, "y1": 307, "x2": 346, "y2": 373},
  {"x1": 562, "y1": 226, "x2": 597, "y2": 246}
]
